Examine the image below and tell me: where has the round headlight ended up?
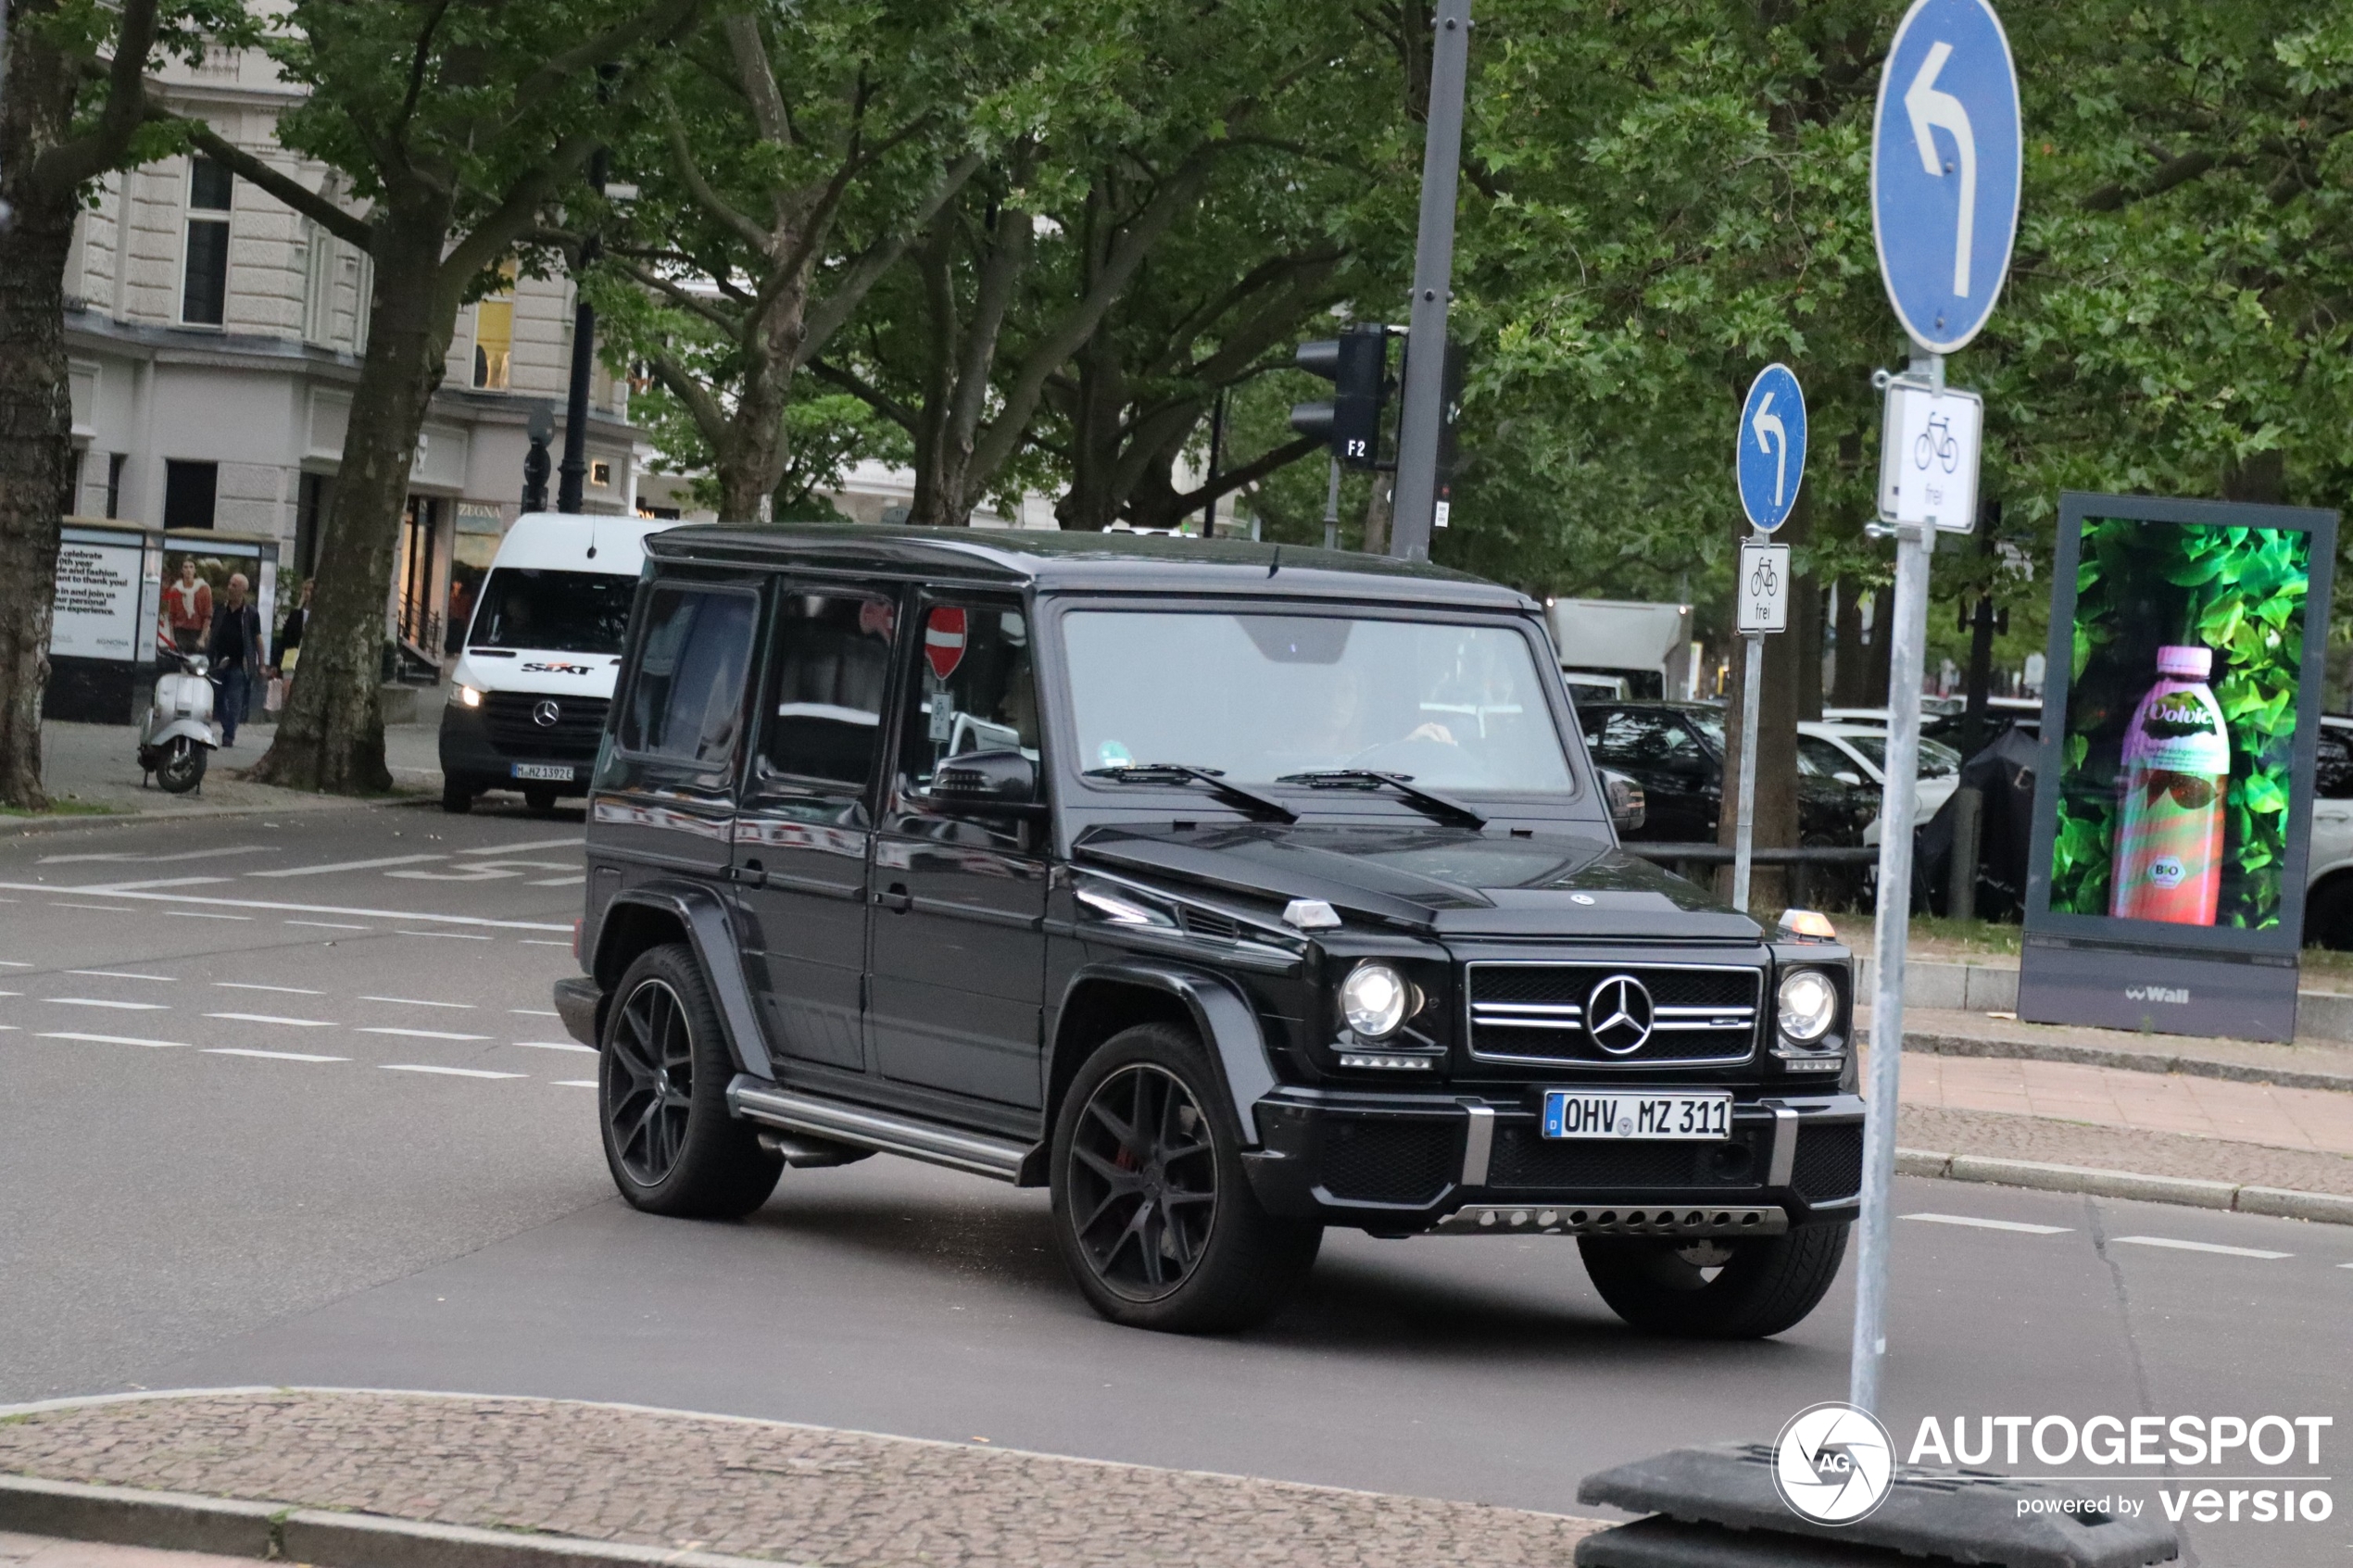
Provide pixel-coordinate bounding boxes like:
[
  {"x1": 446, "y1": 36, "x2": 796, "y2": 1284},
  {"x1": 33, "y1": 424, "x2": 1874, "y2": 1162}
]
[
  {"x1": 1340, "y1": 961, "x2": 1413, "y2": 1039},
  {"x1": 1777, "y1": 968, "x2": 1840, "y2": 1043}
]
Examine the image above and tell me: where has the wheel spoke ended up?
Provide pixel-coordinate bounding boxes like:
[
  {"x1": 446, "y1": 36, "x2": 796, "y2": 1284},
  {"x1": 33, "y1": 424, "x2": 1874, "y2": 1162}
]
[
  {"x1": 1086, "y1": 1097, "x2": 1135, "y2": 1153},
  {"x1": 1073, "y1": 1145, "x2": 1142, "y2": 1190}
]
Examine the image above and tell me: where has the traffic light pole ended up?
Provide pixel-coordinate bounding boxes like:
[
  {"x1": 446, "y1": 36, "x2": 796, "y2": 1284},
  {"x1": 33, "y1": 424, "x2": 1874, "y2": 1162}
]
[
  {"x1": 1388, "y1": 0, "x2": 1471, "y2": 562},
  {"x1": 1320, "y1": 456, "x2": 1341, "y2": 551}
]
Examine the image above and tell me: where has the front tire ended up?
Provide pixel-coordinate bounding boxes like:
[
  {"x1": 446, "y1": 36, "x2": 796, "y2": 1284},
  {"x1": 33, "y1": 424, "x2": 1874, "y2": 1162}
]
[
  {"x1": 598, "y1": 944, "x2": 781, "y2": 1219},
  {"x1": 1050, "y1": 1022, "x2": 1319, "y2": 1333},
  {"x1": 1579, "y1": 1223, "x2": 1849, "y2": 1339},
  {"x1": 440, "y1": 776, "x2": 476, "y2": 813},
  {"x1": 154, "y1": 738, "x2": 207, "y2": 795},
  {"x1": 524, "y1": 786, "x2": 560, "y2": 814}
]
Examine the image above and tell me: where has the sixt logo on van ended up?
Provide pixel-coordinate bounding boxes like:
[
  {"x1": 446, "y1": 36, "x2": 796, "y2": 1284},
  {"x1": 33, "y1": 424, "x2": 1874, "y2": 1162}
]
[{"x1": 520, "y1": 661, "x2": 596, "y2": 674}]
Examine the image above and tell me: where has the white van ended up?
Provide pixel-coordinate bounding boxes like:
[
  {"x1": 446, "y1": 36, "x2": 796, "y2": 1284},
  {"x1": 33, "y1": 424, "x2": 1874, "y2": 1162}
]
[{"x1": 438, "y1": 512, "x2": 677, "y2": 812}]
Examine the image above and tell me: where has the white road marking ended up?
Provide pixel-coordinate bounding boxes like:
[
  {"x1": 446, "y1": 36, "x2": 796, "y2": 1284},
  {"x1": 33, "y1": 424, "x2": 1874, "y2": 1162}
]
[
  {"x1": 52, "y1": 998, "x2": 170, "y2": 1011},
  {"x1": 398, "y1": 930, "x2": 493, "y2": 940},
  {"x1": 0, "y1": 881, "x2": 570, "y2": 932},
  {"x1": 554, "y1": 1080, "x2": 598, "y2": 1088},
  {"x1": 68, "y1": 971, "x2": 172, "y2": 983},
  {"x1": 40, "y1": 845, "x2": 269, "y2": 865},
  {"x1": 215, "y1": 982, "x2": 323, "y2": 996},
  {"x1": 248, "y1": 854, "x2": 448, "y2": 877},
  {"x1": 510, "y1": 1009, "x2": 560, "y2": 1017},
  {"x1": 205, "y1": 1048, "x2": 347, "y2": 1063},
  {"x1": 527, "y1": 876, "x2": 585, "y2": 887},
  {"x1": 57, "y1": 904, "x2": 135, "y2": 913},
  {"x1": 82, "y1": 876, "x2": 232, "y2": 891},
  {"x1": 0, "y1": 960, "x2": 30, "y2": 967},
  {"x1": 39, "y1": 1032, "x2": 185, "y2": 1048},
  {"x1": 459, "y1": 836, "x2": 583, "y2": 856},
  {"x1": 381, "y1": 1064, "x2": 525, "y2": 1080},
  {"x1": 359, "y1": 1026, "x2": 491, "y2": 1041},
  {"x1": 1903, "y1": 1212, "x2": 2072, "y2": 1236},
  {"x1": 520, "y1": 939, "x2": 570, "y2": 947},
  {"x1": 206, "y1": 1012, "x2": 339, "y2": 1028},
  {"x1": 513, "y1": 1040, "x2": 594, "y2": 1053},
  {"x1": 361, "y1": 996, "x2": 474, "y2": 1010},
  {"x1": 167, "y1": 911, "x2": 252, "y2": 922},
  {"x1": 2110, "y1": 1235, "x2": 2292, "y2": 1261},
  {"x1": 284, "y1": 921, "x2": 368, "y2": 931}
]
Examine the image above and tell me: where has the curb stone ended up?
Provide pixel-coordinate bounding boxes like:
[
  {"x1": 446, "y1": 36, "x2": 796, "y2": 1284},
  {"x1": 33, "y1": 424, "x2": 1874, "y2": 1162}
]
[
  {"x1": 0, "y1": 1476, "x2": 804, "y2": 1568},
  {"x1": 1895, "y1": 1147, "x2": 2353, "y2": 1223},
  {"x1": 1901, "y1": 1030, "x2": 2353, "y2": 1095}
]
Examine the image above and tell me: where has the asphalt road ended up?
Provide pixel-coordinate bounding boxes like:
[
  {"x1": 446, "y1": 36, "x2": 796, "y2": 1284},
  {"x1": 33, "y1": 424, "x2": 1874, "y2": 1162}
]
[{"x1": 3, "y1": 801, "x2": 2347, "y2": 1566}]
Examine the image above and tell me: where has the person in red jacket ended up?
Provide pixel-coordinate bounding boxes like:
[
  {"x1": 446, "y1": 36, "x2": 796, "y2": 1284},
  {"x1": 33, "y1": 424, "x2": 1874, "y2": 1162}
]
[{"x1": 164, "y1": 559, "x2": 212, "y2": 653}]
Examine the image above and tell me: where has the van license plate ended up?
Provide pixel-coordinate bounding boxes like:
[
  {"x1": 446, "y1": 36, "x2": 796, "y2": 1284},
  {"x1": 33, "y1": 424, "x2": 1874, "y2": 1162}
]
[
  {"x1": 510, "y1": 763, "x2": 575, "y2": 781},
  {"x1": 1542, "y1": 1090, "x2": 1731, "y2": 1141}
]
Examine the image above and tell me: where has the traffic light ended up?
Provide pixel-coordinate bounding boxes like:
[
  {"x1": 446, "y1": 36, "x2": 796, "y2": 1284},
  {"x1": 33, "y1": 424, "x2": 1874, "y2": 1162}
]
[
  {"x1": 1429, "y1": 335, "x2": 1466, "y2": 526},
  {"x1": 1290, "y1": 324, "x2": 1390, "y2": 468}
]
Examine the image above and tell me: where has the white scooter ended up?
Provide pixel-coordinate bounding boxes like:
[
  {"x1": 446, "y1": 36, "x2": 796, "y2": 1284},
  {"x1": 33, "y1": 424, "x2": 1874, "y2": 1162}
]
[{"x1": 139, "y1": 647, "x2": 219, "y2": 794}]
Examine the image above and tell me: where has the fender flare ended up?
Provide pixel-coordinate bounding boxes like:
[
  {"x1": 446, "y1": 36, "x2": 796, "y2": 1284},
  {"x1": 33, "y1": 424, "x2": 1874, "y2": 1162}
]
[
  {"x1": 1053, "y1": 960, "x2": 1277, "y2": 1146},
  {"x1": 596, "y1": 881, "x2": 774, "y2": 1079}
]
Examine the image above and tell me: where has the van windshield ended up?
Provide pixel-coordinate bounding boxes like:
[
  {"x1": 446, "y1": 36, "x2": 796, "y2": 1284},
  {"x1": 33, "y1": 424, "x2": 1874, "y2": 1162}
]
[
  {"x1": 1061, "y1": 609, "x2": 1575, "y2": 794},
  {"x1": 469, "y1": 568, "x2": 636, "y2": 655}
]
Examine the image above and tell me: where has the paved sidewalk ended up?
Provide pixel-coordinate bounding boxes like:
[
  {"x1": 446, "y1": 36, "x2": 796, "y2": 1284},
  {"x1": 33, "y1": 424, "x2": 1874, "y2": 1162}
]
[
  {"x1": 1894, "y1": 1005, "x2": 2353, "y2": 1089},
  {"x1": 0, "y1": 1390, "x2": 1607, "y2": 1568},
  {"x1": 0, "y1": 1533, "x2": 257, "y2": 1568},
  {"x1": 1900, "y1": 1051, "x2": 2353, "y2": 1157},
  {"x1": 11, "y1": 722, "x2": 439, "y2": 830}
]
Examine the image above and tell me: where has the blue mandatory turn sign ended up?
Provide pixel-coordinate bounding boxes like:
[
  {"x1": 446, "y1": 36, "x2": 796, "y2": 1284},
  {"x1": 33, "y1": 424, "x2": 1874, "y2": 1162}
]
[
  {"x1": 1870, "y1": 0, "x2": 2022, "y2": 354},
  {"x1": 1736, "y1": 362, "x2": 1806, "y2": 533}
]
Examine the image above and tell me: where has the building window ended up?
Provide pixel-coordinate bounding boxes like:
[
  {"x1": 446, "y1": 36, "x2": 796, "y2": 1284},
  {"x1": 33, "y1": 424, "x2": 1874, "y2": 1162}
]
[
  {"x1": 164, "y1": 460, "x2": 218, "y2": 531},
  {"x1": 106, "y1": 453, "x2": 126, "y2": 519},
  {"x1": 472, "y1": 263, "x2": 516, "y2": 389},
  {"x1": 182, "y1": 155, "x2": 233, "y2": 326},
  {"x1": 589, "y1": 459, "x2": 612, "y2": 488},
  {"x1": 301, "y1": 220, "x2": 337, "y2": 345}
]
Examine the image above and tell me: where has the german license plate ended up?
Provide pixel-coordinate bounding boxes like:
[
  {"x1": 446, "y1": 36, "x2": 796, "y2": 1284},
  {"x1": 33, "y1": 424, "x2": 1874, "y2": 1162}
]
[
  {"x1": 1542, "y1": 1089, "x2": 1731, "y2": 1141},
  {"x1": 510, "y1": 763, "x2": 575, "y2": 781}
]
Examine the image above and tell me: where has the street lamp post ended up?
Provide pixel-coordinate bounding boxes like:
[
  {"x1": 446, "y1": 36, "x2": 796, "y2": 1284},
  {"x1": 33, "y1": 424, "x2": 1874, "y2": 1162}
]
[{"x1": 555, "y1": 150, "x2": 605, "y2": 516}]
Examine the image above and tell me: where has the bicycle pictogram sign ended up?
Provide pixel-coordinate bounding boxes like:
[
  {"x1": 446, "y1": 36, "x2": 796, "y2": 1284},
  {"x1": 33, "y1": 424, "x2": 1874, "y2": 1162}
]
[
  {"x1": 1738, "y1": 540, "x2": 1791, "y2": 633},
  {"x1": 1916, "y1": 411, "x2": 1960, "y2": 473},
  {"x1": 1749, "y1": 556, "x2": 1780, "y2": 599}
]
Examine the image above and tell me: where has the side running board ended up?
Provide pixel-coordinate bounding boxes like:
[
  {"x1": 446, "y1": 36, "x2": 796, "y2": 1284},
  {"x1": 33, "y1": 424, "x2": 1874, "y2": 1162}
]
[{"x1": 726, "y1": 1078, "x2": 1031, "y2": 1184}]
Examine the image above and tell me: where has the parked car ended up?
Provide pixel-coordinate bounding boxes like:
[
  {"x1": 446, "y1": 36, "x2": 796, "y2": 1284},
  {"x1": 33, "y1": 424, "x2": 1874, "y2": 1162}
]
[
  {"x1": 1799, "y1": 721, "x2": 1961, "y2": 843},
  {"x1": 2302, "y1": 716, "x2": 2353, "y2": 947},
  {"x1": 556, "y1": 527, "x2": 1863, "y2": 1339},
  {"x1": 1579, "y1": 702, "x2": 1878, "y2": 848}
]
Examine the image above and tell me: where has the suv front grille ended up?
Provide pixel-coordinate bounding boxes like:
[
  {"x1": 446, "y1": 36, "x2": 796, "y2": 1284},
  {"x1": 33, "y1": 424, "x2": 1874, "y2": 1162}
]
[
  {"x1": 1317, "y1": 1118, "x2": 1459, "y2": 1206},
  {"x1": 1488, "y1": 1124, "x2": 1763, "y2": 1190},
  {"x1": 1466, "y1": 961, "x2": 1761, "y2": 1065},
  {"x1": 483, "y1": 693, "x2": 610, "y2": 759}
]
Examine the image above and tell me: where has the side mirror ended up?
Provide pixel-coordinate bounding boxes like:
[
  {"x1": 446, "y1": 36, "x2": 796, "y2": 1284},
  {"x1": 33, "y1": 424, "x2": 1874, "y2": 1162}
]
[
  {"x1": 1600, "y1": 767, "x2": 1646, "y2": 833},
  {"x1": 931, "y1": 747, "x2": 1039, "y2": 813}
]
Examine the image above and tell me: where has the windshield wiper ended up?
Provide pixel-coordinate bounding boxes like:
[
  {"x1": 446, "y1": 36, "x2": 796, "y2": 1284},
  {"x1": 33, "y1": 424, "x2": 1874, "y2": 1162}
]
[
  {"x1": 1085, "y1": 763, "x2": 1298, "y2": 822},
  {"x1": 1275, "y1": 769, "x2": 1487, "y2": 829}
]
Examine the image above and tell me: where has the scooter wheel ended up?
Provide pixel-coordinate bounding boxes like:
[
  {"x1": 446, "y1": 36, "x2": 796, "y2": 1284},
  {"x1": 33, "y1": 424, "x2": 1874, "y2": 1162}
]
[{"x1": 155, "y1": 737, "x2": 208, "y2": 795}]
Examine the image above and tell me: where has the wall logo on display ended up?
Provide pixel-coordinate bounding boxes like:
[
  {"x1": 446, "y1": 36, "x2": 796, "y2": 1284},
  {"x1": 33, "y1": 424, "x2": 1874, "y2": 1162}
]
[{"x1": 1775, "y1": 1402, "x2": 1896, "y2": 1524}]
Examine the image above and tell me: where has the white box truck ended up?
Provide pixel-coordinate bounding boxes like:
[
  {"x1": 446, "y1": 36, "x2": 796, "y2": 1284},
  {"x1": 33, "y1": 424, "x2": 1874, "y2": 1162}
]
[{"x1": 1546, "y1": 598, "x2": 1695, "y2": 700}]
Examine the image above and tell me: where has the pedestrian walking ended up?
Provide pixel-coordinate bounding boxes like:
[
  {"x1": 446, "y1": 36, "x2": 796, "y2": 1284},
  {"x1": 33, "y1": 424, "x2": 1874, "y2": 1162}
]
[
  {"x1": 164, "y1": 559, "x2": 212, "y2": 654},
  {"x1": 276, "y1": 577, "x2": 314, "y2": 682},
  {"x1": 206, "y1": 572, "x2": 268, "y2": 747}
]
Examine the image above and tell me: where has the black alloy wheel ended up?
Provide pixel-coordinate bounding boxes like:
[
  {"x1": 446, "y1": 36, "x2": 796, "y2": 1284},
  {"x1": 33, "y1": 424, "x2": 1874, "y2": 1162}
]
[
  {"x1": 1066, "y1": 1062, "x2": 1219, "y2": 1301},
  {"x1": 1579, "y1": 1222, "x2": 1850, "y2": 1338},
  {"x1": 1050, "y1": 1022, "x2": 1320, "y2": 1333},
  {"x1": 597, "y1": 943, "x2": 780, "y2": 1218},
  {"x1": 606, "y1": 976, "x2": 694, "y2": 1187}
]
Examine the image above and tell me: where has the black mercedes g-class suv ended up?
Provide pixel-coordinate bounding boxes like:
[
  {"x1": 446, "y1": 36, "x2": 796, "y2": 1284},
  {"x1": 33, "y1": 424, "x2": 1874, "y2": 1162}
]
[{"x1": 554, "y1": 526, "x2": 1863, "y2": 1336}]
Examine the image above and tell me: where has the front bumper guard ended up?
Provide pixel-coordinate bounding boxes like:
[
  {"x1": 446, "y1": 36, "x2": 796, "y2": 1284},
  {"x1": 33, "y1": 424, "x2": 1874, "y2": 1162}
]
[{"x1": 1430, "y1": 1202, "x2": 1788, "y2": 1238}]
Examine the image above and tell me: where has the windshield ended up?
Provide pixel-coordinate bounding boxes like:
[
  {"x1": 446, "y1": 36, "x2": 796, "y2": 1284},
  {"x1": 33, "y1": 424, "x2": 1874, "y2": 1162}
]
[
  {"x1": 1843, "y1": 732, "x2": 1961, "y2": 778},
  {"x1": 470, "y1": 568, "x2": 637, "y2": 655},
  {"x1": 1061, "y1": 610, "x2": 1575, "y2": 794}
]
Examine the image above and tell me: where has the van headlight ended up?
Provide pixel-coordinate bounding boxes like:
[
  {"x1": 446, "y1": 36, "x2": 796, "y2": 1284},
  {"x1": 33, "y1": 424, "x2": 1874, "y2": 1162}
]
[
  {"x1": 1340, "y1": 961, "x2": 1416, "y2": 1040},
  {"x1": 452, "y1": 684, "x2": 484, "y2": 709},
  {"x1": 1777, "y1": 968, "x2": 1840, "y2": 1043}
]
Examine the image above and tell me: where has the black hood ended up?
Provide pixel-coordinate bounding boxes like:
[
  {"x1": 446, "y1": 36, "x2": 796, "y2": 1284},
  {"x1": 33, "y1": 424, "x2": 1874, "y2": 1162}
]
[{"x1": 1073, "y1": 822, "x2": 1762, "y2": 941}]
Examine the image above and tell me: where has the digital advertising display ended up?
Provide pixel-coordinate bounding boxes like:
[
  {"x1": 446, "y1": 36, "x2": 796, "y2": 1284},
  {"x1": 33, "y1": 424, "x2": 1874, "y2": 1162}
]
[{"x1": 2021, "y1": 492, "x2": 2338, "y2": 1038}]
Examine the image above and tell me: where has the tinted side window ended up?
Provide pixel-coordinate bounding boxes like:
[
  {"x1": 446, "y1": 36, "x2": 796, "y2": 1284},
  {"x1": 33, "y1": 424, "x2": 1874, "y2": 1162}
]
[
  {"x1": 2319, "y1": 727, "x2": 2353, "y2": 799},
  {"x1": 621, "y1": 584, "x2": 757, "y2": 765},
  {"x1": 1590, "y1": 710, "x2": 1697, "y2": 768},
  {"x1": 897, "y1": 601, "x2": 1038, "y2": 796},
  {"x1": 758, "y1": 590, "x2": 897, "y2": 790}
]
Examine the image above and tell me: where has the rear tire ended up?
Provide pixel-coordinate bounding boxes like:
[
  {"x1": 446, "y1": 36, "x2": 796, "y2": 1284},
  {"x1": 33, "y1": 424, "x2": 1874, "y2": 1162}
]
[
  {"x1": 2307, "y1": 875, "x2": 2353, "y2": 950},
  {"x1": 440, "y1": 777, "x2": 476, "y2": 813},
  {"x1": 598, "y1": 943, "x2": 781, "y2": 1219},
  {"x1": 1579, "y1": 1223, "x2": 1848, "y2": 1339},
  {"x1": 154, "y1": 738, "x2": 207, "y2": 795},
  {"x1": 1050, "y1": 1022, "x2": 1320, "y2": 1333}
]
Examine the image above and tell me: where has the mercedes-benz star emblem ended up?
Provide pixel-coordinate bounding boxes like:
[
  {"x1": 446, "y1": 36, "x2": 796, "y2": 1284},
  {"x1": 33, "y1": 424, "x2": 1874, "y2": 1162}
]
[
  {"x1": 1586, "y1": 973, "x2": 1655, "y2": 1055},
  {"x1": 531, "y1": 699, "x2": 561, "y2": 728}
]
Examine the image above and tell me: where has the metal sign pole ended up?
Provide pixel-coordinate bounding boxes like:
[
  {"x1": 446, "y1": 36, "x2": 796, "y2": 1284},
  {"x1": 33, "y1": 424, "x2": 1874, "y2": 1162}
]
[
  {"x1": 1850, "y1": 349, "x2": 1942, "y2": 1415},
  {"x1": 1388, "y1": 0, "x2": 1471, "y2": 562},
  {"x1": 1730, "y1": 630, "x2": 1764, "y2": 912}
]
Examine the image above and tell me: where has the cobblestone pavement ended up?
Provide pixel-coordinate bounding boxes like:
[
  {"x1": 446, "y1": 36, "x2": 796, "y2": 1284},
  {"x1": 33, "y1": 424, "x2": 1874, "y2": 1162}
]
[
  {"x1": 0, "y1": 1532, "x2": 261, "y2": 1568},
  {"x1": 1899, "y1": 1050, "x2": 2353, "y2": 1156},
  {"x1": 1898, "y1": 1104, "x2": 2353, "y2": 1196},
  {"x1": 0, "y1": 1391, "x2": 1607, "y2": 1568}
]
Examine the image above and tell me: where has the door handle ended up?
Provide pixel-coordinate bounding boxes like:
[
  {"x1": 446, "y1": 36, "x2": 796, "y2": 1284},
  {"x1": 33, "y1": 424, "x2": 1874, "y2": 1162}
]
[
  {"x1": 880, "y1": 882, "x2": 912, "y2": 914},
  {"x1": 730, "y1": 859, "x2": 765, "y2": 888}
]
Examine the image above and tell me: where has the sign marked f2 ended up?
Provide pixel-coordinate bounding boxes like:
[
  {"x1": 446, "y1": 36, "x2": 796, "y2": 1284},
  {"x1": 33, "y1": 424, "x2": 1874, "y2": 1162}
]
[{"x1": 1904, "y1": 42, "x2": 1976, "y2": 298}]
